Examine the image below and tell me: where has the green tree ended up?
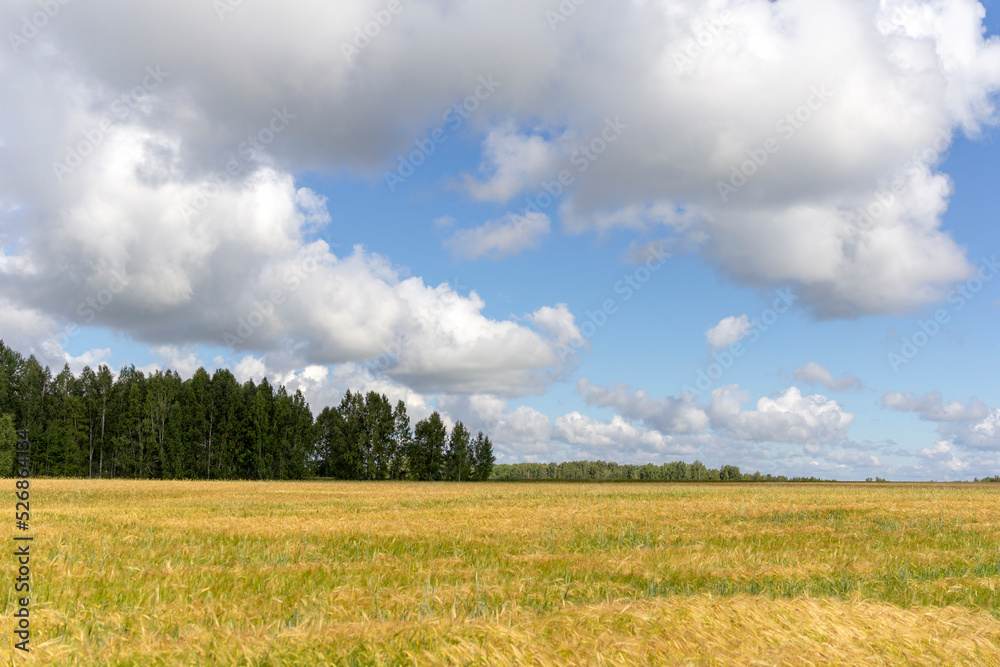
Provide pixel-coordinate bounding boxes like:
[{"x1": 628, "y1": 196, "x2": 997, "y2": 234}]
[
  {"x1": 445, "y1": 421, "x2": 472, "y2": 481},
  {"x1": 390, "y1": 400, "x2": 411, "y2": 480},
  {"x1": 208, "y1": 368, "x2": 241, "y2": 479},
  {"x1": 363, "y1": 391, "x2": 394, "y2": 480},
  {"x1": 0, "y1": 413, "x2": 15, "y2": 477},
  {"x1": 315, "y1": 390, "x2": 364, "y2": 479},
  {"x1": 412, "y1": 412, "x2": 447, "y2": 481},
  {"x1": 471, "y1": 431, "x2": 496, "y2": 481}
]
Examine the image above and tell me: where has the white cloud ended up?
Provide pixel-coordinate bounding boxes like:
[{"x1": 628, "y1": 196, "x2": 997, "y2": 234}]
[
  {"x1": 445, "y1": 212, "x2": 550, "y2": 260},
  {"x1": 529, "y1": 303, "x2": 585, "y2": 355},
  {"x1": 553, "y1": 412, "x2": 696, "y2": 456},
  {"x1": 0, "y1": 299, "x2": 58, "y2": 358},
  {"x1": 0, "y1": 132, "x2": 570, "y2": 395},
  {"x1": 708, "y1": 385, "x2": 854, "y2": 443},
  {"x1": 826, "y1": 448, "x2": 882, "y2": 468},
  {"x1": 794, "y1": 361, "x2": 862, "y2": 392},
  {"x1": 233, "y1": 356, "x2": 268, "y2": 384},
  {"x1": 880, "y1": 391, "x2": 990, "y2": 421},
  {"x1": 458, "y1": 126, "x2": 559, "y2": 202},
  {"x1": 939, "y1": 409, "x2": 1000, "y2": 451},
  {"x1": 705, "y1": 315, "x2": 751, "y2": 350},
  {"x1": 150, "y1": 345, "x2": 205, "y2": 380},
  {"x1": 58, "y1": 348, "x2": 113, "y2": 376},
  {"x1": 577, "y1": 379, "x2": 708, "y2": 434},
  {"x1": 881, "y1": 391, "x2": 1000, "y2": 451},
  {"x1": 0, "y1": 0, "x2": 993, "y2": 319},
  {"x1": 438, "y1": 394, "x2": 553, "y2": 444},
  {"x1": 918, "y1": 439, "x2": 968, "y2": 472}
]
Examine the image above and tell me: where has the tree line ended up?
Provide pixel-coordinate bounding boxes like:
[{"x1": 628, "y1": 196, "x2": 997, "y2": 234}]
[{"x1": 0, "y1": 340, "x2": 492, "y2": 481}]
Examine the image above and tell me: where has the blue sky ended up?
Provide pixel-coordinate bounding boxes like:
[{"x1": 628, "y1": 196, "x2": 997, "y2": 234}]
[{"x1": 2, "y1": 0, "x2": 1000, "y2": 479}]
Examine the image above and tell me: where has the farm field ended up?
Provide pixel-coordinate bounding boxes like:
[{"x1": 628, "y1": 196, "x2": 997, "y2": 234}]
[{"x1": 5, "y1": 480, "x2": 1000, "y2": 665}]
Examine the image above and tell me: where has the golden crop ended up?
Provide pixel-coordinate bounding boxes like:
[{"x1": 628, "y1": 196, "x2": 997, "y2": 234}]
[{"x1": 4, "y1": 480, "x2": 1000, "y2": 665}]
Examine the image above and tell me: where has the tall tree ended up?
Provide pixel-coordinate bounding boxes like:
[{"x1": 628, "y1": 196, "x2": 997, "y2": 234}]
[
  {"x1": 471, "y1": 431, "x2": 496, "y2": 481},
  {"x1": 209, "y1": 368, "x2": 241, "y2": 479},
  {"x1": 363, "y1": 391, "x2": 394, "y2": 480},
  {"x1": 94, "y1": 364, "x2": 114, "y2": 477},
  {"x1": 0, "y1": 413, "x2": 15, "y2": 477},
  {"x1": 315, "y1": 406, "x2": 347, "y2": 478},
  {"x1": 16, "y1": 356, "x2": 49, "y2": 470},
  {"x1": 49, "y1": 364, "x2": 86, "y2": 476},
  {"x1": 445, "y1": 421, "x2": 472, "y2": 481},
  {"x1": 389, "y1": 400, "x2": 411, "y2": 480},
  {"x1": 412, "y1": 412, "x2": 447, "y2": 481},
  {"x1": 183, "y1": 367, "x2": 212, "y2": 479}
]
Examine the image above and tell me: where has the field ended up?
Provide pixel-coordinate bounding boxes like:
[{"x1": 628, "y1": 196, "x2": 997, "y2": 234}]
[{"x1": 5, "y1": 480, "x2": 1000, "y2": 665}]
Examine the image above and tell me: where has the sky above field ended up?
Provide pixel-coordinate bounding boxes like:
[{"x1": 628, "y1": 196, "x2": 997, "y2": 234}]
[{"x1": 2, "y1": 0, "x2": 1000, "y2": 480}]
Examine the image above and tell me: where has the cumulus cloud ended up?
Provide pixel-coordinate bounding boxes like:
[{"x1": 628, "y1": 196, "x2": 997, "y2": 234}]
[
  {"x1": 0, "y1": 298, "x2": 59, "y2": 359},
  {"x1": 705, "y1": 315, "x2": 752, "y2": 350},
  {"x1": 60, "y1": 348, "x2": 113, "y2": 376},
  {"x1": 880, "y1": 391, "x2": 990, "y2": 421},
  {"x1": 880, "y1": 391, "x2": 1000, "y2": 451},
  {"x1": 708, "y1": 385, "x2": 854, "y2": 443},
  {"x1": 0, "y1": 0, "x2": 995, "y2": 328},
  {"x1": 577, "y1": 379, "x2": 708, "y2": 434},
  {"x1": 437, "y1": 394, "x2": 553, "y2": 444},
  {"x1": 825, "y1": 448, "x2": 882, "y2": 469},
  {"x1": 458, "y1": 126, "x2": 560, "y2": 202},
  {"x1": 150, "y1": 345, "x2": 206, "y2": 380},
  {"x1": 0, "y1": 132, "x2": 569, "y2": 395},
  {"x1": 528, "y1": 303, "x2": 585, "y2": 355},
  {"x1": 553, "y1": 412, "x2": 696, "y2": 456},
  {"x1": 937, "y1": 409, "x2": 1000, "y2": 451},
  {"x1": 233, "y1": 356, "x2": 269, "y2": 384},
  {"x1": 572, "y1": 380, "x2": 853, "y2": 447},
  {"x1": 918, "y1": 439, "x2": 968, "y2": 472},
  {"x1": 445, "y1": 212, "x2": 551, "y2": 260},
  {"x1": 794, "y1": 361, "x2": 863, "y2": 392}
]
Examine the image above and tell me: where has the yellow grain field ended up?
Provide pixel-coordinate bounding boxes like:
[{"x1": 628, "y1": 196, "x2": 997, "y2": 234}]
[{"x1": 4, "y1": 480, "x2": 1000, "y2": 665}]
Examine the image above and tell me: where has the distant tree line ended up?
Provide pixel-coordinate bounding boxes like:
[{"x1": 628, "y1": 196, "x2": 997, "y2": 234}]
[
  {"x1": 0, "y1": 340, "x2": 493, "y2": 481},
  {"x1": 492, "y1": 460, "x2": 831, "y2": 482}
]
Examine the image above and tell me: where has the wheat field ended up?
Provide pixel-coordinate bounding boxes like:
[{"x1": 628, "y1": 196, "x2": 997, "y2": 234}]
[{"x1": 4, "y1": 480, "x2": 1000, "y2": 665}]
